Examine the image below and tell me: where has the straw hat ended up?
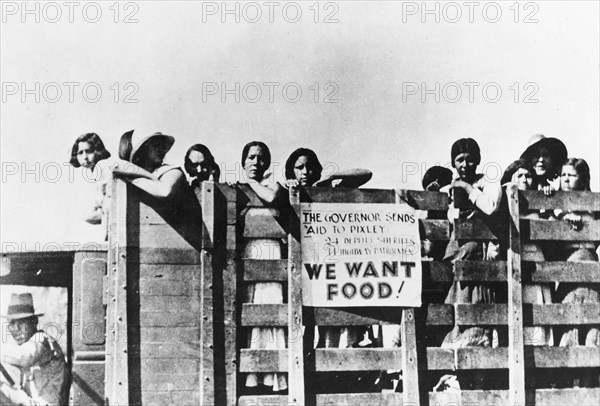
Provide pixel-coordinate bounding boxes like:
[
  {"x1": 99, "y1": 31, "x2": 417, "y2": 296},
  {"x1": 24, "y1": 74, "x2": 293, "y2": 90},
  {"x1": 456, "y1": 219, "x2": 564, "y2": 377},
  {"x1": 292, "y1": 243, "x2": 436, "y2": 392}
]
[
  {"x1": 1, "y1": 293, "x2": 44, "y2": 320},
  {"x1": 119, "y1": 129, "x2": 175, "y2": 163}
]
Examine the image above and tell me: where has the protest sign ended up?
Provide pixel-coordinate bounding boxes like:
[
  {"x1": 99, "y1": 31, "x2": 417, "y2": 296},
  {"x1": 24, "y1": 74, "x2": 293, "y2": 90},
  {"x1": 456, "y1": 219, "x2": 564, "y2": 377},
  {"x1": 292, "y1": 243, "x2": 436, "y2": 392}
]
[{"x1": 301, "y1": 202, "x2": 422, "y2": 307}]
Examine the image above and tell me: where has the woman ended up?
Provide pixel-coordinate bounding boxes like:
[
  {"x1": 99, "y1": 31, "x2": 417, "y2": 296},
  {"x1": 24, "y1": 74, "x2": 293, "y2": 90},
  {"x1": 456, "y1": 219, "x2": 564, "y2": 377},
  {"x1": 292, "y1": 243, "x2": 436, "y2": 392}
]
[
  {"x1": 501, "y1": 160, "x2": 554, "y2": 348},
  {"x1": 184, "y1": 144, "x2": 220, "y2": 188},
  {"x1": 284, "y1": 147, "x2": 372, "y2": 190},
  {"x1": 519, "y1": 135, "x2": 568, "y2": 192},
  {"x1": 112, "y1": 131, "x2": 202, "y2": 246},
  {"x1": 69, "y1": 132, "x2": 112, "y2": 226},
  {"x1": 240, "y1": 141, "x2": 287, "y2": 393}
]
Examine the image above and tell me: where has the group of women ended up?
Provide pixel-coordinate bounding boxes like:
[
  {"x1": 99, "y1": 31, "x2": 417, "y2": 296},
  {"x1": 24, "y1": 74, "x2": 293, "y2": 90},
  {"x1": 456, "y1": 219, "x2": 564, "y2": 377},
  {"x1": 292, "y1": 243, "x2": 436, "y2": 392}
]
[{"x1": 68, "y1": 130, "x2": 598, "y2": 393}]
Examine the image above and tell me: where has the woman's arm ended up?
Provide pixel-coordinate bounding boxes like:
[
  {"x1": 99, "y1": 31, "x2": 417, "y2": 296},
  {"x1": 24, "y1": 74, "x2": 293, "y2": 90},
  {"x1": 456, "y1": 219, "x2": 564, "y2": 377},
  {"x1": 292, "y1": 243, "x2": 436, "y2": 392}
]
[
  {"x1": 120, "y1": 169, "x2": 185, "y2": 201},
  {"x1": 314, "y1": 169, "x2": 373, "y2": 188},
  {"x1": 453, "y1": 178, "x2": 502, "y2": 215},
  {"x1": 247, "y1": 179, "x2": 285, "y2": 204},
  {"x1": 111, "y1": 161, "x2": 157, "y2": 181}
]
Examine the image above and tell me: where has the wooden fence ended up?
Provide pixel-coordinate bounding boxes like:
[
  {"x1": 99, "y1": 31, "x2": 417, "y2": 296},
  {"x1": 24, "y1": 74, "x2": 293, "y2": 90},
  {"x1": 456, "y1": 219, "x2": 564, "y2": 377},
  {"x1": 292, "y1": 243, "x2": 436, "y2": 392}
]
[{"x1": 106, "y1": 180, "x2": 600, "y2": 405}]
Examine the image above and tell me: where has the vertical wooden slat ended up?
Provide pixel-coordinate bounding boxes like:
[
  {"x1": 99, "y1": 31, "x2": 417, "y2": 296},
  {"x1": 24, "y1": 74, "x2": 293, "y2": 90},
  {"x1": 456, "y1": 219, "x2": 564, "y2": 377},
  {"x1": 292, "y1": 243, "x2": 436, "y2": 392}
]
[
  {"x1": 106, "y1": 179, "x2": 129, "y2": 405},
  {"x1": 199, "y1": 182, "x2": 215, "y2": 405},
  {"x1": 507, "y1": 185, "x2": 526, "y2": 404},
  {"x1": 396, "y1": 190, "x2": 420, "y2": 404},
  {"x1": 224, "y1": 186, "x2": 238, "y2": 406},
  {"x1": 288, "y1": 187, "x2": 306, "y2": 405}
]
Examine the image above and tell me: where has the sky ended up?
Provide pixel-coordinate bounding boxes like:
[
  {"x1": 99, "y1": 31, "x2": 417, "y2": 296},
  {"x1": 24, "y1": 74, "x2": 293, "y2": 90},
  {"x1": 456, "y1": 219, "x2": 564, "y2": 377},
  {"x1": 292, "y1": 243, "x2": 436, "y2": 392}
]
[{"x1": 1, "y1": 0, "x2": 599, "y2": 248}]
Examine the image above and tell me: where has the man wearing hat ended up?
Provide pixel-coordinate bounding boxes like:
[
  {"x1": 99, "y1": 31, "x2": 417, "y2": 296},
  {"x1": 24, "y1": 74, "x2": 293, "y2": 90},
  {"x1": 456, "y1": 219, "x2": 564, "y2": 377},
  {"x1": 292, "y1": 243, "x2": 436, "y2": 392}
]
[{"x1": 0, "y1": 293, "x2": 68, "y2": 406}]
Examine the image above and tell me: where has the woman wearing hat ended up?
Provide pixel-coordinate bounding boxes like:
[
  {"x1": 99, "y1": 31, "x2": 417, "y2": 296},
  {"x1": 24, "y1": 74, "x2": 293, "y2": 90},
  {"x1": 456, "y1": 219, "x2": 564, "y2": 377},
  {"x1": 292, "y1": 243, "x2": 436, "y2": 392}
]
[
  {"x1": 519, "y1": 135, "x2": 568, "y2": 192},
  {"x1": 112, "y1": 131, "x2": 202, "y2": 247},
  {"x1": 0, "y1": 293, "x2": 69, "y2": 406}
]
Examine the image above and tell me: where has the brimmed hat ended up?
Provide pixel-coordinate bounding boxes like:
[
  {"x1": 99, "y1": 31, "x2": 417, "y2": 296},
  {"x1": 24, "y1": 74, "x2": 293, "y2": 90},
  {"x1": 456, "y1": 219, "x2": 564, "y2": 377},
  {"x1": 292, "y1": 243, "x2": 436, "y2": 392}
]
[
  {"x1": 422, "y1": 166, "x2": 453, "y2": 190},
  {"x1": 519, "y1": 136, "x2": 567, "y2": 166},
  {"x1": 122, "y1": 130, "x2": 175, "y2": 163},
  {"x1": 1, "y1": 293, "x2": 43, "y2": 320}
]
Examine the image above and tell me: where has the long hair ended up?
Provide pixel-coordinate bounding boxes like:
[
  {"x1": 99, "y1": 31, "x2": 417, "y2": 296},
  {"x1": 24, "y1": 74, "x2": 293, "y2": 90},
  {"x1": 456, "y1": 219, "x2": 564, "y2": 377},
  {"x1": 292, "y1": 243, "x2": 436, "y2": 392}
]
[
  {"x1": 501, "y1": 159, "x2": 534, "y2": 186},
  {"x1": 241, "y1": 141, "x2": 271, "y2": 169},
  {"x1": 563, "y1": 158, "x2": 591, "y2": 191},
  {"x1": 285, "y1": 148, "x2": 323, "y2": 181},
  {"x1": 450, "y1": 138, "x2": 481, "y2": 167},
  {"x1": 69, "y1": 133, "x2": 111, "y2": 167},
  {"x1": 184, "y1": 144, "x2": 219, "y2": 179}
]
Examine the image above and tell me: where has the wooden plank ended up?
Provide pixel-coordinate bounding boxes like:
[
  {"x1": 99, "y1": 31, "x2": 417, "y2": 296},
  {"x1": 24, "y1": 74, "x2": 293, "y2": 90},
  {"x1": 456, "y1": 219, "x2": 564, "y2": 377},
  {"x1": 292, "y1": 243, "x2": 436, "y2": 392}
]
[
  {"x1": 308, "y1": 307, "x2": 403, "y2": 326},
  {"x1": 303, "y1": 187, "x2": 397, "y2": 204},
  {"x1": 420, "y1": 219, "x2": 450, "y2": 241},
  {"x1": 525, "y1": 261, "x2": 600, "y2": 283},
  {"x1": 525, "y1": 346, "x2": 600, "y2": 368},
  {"x1": 239, "y1": 394, "x2": 410, "y2": 406},
  {"x1": 136, "y1": 342, "x2": 200, "y2": 359},
  {"x1": 454, "y1": 260, "x2": 507, "y2": 281},
  {"x1": 243, "y1": 259, "x2": 287, "y2": 281},
  {"x1": 454, "y1": 218, "x2": 498, "y2": 240},
  {"x1": 526, "y1": 303, "x2": 600, "y2": 325},
  {"x1": 526, "y1": 219, "x2": 600, "y2": 241},
  {"x1": 140, "y1": 295, "x2": 198, "y2": 312},
  {"x1": 507, "y1": 184, "x2": 526, "y2": 406},
  {"x1": 139, "y1": 264, "x2": 200, "y2": 280},
  {"x1": 287, "y1": 187, "x2": 305, "y2": 406},
  {"x1": 223, "y1": 187, "x2": 238, "y2": 406},
  {"x1": 456, "y1": 347, "x2": 508, "y2": 369},
  {"x1": 424, "y1": 304, "x2": 454, "y2": 326},
  {"x1": 139, "y1": 223, "x2": 197, "y2": 249},
  {"x1": 242, "y1": 304, "x2": 287, "y2": 326},
  {"x1": 396, "y1": 189, "x2": 449, "y2": 210},
  {"x1": 423, "y1": 261, "x2": 453, "y2": 283},
  {"x1": 455, "y1": 304, "x2": 508, "y2": 325},
  {"x1": 401, "y1": 309, "x2": 420, "y2": 404},
  {"x1": 140, "y1": 327, "x2": 200, "y2": 343},
  {"x1": 140, "y1": 374, "x2": 200, "y2": 391},
  {"x1": 142, "y1": 359, "x2": 199, "y2": 374},
  {"x1": 521, "y1": 190, "x2": 600, "y2": 211},
  {"x1": 242, "y1": 208, "x2": 287, "y2": 239},
  {"x1": 138, "y1": 311, "x2": 199, "y2": 327},
  {"x1": 137, "y1": 248, "x2": 202, "y2": 264},
  {"x1": 425, "y1": 348, "x2": 454, "y2": 370},
  {"x1": 534, "y1": 388, "x2": 600, "y2": 405},
  {"x1": 141, "y1": 390, "x2": 200, "y2": 405},
  {"x1": 138, "y1": 203, "x2": 167, "y2": 224},
  {"x1": 429, "y1": 390, "x2": 509, "y2": 404},
  {"x1": 139, "y1": 279, "x2": 196, "y2": 296},
  {"x1": 240, "y1": 348, "x2": 404, "y2": 373}
]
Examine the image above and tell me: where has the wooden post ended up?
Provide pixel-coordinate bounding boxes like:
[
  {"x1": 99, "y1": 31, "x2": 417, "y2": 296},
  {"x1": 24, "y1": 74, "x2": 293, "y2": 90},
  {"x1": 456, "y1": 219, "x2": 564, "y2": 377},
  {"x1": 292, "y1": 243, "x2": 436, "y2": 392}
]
[
  {"x1": 288, "y1": 187, "x2": 306, "y2": 405},
  {"x1": 396, "y1": 189, "x2": 420, "y2": 404},
  {"x1": 105, "y1": 179, "x2": 129, "y2": 405},
  {"x1": 199, "y1": 182, "x2": 215, "y2": 405},
  {"x1": 507, "y1": 184, "x2": 526, "y2": 404},
  {"x1": 224, "y1": 186, "x2": 239, "y2": 406}
]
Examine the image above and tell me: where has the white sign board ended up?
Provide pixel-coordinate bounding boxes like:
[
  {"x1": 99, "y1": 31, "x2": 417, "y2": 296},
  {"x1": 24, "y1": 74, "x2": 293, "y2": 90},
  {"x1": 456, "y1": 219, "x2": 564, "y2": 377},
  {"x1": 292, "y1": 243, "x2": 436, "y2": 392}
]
[{"x1": 301, "y1": 202, "x2": 422, "y2": 307}]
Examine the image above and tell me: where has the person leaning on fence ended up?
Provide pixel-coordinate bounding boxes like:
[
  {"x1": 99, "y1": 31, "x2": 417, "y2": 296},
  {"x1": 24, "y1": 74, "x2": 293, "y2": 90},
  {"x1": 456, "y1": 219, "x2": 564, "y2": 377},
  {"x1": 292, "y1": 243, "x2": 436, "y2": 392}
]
[
  {"x1": 237, "y1": 141, "x2": 288, "y2": 394},
  {"x1": 184, "y1": 144, "x2": 220, "y2": 189},
  {"x1": 69, "y1": 132, "x2": 113, "y2": 240},
  {"x1": 440, "y1": 138, "x2": 503, "y2": 349},
  {"x1": 284, "y1": 148, "x2": 378, "y2": 392},
  {"x1": 0, "y1": 293, "x2": 69, "y2": 406},
  {"x1": 112, "y1": 130, "x2": 202, "y2": 244},
  {"x1": 500, "y1": 160, "x2": 555, "y2": 349},
  {"x1": 550, "y1": 158, "x2": 600, "y2": 388}
]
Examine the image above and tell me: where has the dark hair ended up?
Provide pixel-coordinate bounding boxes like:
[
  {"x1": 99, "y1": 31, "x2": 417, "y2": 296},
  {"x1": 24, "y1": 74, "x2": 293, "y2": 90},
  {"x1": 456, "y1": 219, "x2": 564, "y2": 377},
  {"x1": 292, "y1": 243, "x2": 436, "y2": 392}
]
[
  {"x1": 285, "y1": 148, "x2": 323, "y2": 181},
  {"x1": 69, "y1": 133, "x2": 111, "y2": 167},
  {"x1": 421, "y1": 166, "x2": 453, "y2": 190},
  {"x1": 501, "y1": 159, "x2": 534, "y2": 186},
  {"x1": 450, "y1": 138, "x2": 481, "y2": 167},
  {"x1": 184, "y1": 144, "x2": 219, "y2": 178},
  {"x1": 563, "y1": 158, "x2": 591, "y2": 191},
  {"x1": 241, "y1": 141, "x2": 271, "y2": 169}
]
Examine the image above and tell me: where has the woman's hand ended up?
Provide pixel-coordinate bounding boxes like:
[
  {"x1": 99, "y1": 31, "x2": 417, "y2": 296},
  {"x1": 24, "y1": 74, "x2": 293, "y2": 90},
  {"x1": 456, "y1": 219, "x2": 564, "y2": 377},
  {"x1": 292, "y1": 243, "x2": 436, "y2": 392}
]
[
  {"x1": 563, "y1": 213, "x2": 583, "y2": 230},
  {"x1": 451, "y1": 180, "x2": 474, "y2": 195},
  {"x1": 542, "y1": 185, "x2": 555, "y2": 196},
  {"x1": 285, "y1": 179, "x2": 300, "y2": 189}
]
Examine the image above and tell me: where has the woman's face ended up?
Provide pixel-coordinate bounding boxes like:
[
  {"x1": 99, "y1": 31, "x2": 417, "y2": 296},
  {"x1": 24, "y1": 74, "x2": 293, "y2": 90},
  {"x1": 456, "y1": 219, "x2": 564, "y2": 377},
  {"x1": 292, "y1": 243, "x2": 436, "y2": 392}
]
[
  {"x1": 453, "y1": 152, "x2": 477, "y2": 181},
  {"x1": 146, "y1": 139, "x2": 168, "y2": 169},
  {"x1": 244, "y1": 145, "x2": 268, "y2": 180},
  {"x1": 530, "y1": 147, "x2": 554, "y2": 177},
  {"x1": 77, "y1": 141, "x2": 97, "y2": 169},
  {"x1": 512, "y1": 168, "x2": 533, "y2": 191},
  {"x1": 293, "y1": 155, "x2": 319, "y2": 186},
  {"x1": 187, "y1": 151, "x2": 211, "y2": 181},
  {"x1": 560, "y1": 164, "x2": 584, "y2": 191}
]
